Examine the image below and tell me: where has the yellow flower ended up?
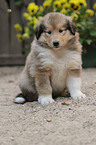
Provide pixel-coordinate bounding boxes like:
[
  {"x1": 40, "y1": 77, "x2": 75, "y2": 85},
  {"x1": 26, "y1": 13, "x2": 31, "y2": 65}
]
[
  {"x1": 39, "y1": 6, "x2": 44, "y2": 13},
  {"x1": 53, "y1": 1, "x2": 61, "y2": 9},
  {"x1": 16, "y1": 34, "x2": 23, "y2": 41},
  {"x1": 29, "y1": 20, "x2": 33, "y2": 25},
  {"x1": 33, "y1": 18, "x2": 38, "y2": 29},
  {"x1": 33, "y1": 17, "x2": 38, "y2": 23},
  {"x1": 76, "y1": 23, "x2": 81, "y2": 28},
  {"x1": 27, "y1": 2, "x2": 39, "y2": 15},
  {"x1": 31, "y1": 17, "x2": 38, "y2": 24},
  {"x1": 24, "y1": 13, "x2": 32, "y2": 21},
  {"x1": 29, "y1": 17, "x2": 38, "y2": 29},
  {"x1": 71, "y1": 13, "x2": 78, "y2": 21},
  {"x1": 63, "y1": 3, "x2": 70, "y2": 10},
  {"x1": 33, "y1": 23, "x2": 37, "y2": 30},
  {"x1": 60, "y1": 0, "x2": 67, "y2": 6},
  {"x1": 44, "y1": 0, "x2": 52, "y2": 2},
  {"x1": 14, "y1": 24, "x2": 22, "y2": 32},
  {"x1": 24, "y1": 27, "x2": 29, "y2": 33},
  {"x1": 79, "y1": 0, "x2": 87, "y2": 7},
  {"x1": 46, "y1": 0, "x2": 52, "y2": 1},
  {"x1": 44, "y1": 0, "x2": 52, "y2": 3},
  {"x1": 75, "y1": 11, "x2": 80, "y2": 15},
  {"x1": 43, "y1": 1, "x2": 51, "y2": 9},
  {"x1": 86, "y1": 9, "x2": 94, "y2": 17},
  {"x1": 69, "y1": 0, "x2": 80, "y2": 11},
  {"x1": 93, "y1": 3, "x2": 96, "y2": 10},
  {"x1": 22, "y1": 33, "x2": 29, "y2": 39},
  {"x1": 60, "y1": 8, "x2": 67, "y2": 14}
]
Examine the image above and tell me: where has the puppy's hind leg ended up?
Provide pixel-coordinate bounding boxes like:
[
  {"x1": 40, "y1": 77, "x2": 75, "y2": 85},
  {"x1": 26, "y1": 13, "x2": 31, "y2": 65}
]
[
  {"x1": 66, "y1": 69, "x2": 86, "y2": 100},
  {"x1": 14, "y1": 93, "x2": 26, "y2": 104},
  {"x1": 14, "y1": 73, "x2": 38, "y2": 104}
]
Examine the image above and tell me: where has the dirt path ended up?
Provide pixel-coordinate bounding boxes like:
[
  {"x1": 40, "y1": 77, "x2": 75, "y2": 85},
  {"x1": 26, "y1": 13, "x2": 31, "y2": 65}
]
[{"x1": 0, "y1": 67, "x2": 96, "y2": 145}]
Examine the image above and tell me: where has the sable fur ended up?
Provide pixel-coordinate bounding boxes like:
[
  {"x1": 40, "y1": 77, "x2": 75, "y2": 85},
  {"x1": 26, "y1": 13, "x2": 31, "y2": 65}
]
[{"x1": 15, "y1": 12, "x2": 86, "y2": 104}]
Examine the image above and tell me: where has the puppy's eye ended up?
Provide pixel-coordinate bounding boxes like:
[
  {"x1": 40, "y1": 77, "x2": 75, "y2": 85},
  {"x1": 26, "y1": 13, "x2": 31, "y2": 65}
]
[
  {"x1": 59, "y1": 30, "x2": 63, "y2": 33},
  {"x1": 47, "y1": 31, "x2": 51, "y2": 34}
]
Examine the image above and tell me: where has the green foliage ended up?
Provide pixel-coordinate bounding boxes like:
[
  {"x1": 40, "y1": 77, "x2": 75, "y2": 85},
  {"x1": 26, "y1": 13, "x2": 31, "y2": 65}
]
[
  {"x1": 14, "y1": 0, "x2": 24, "y2": 6},
  {"x1": 75, "y1": 7, "x2": 96, "y2": 47},
  {"x1": 14, "y1": 0, "x2": 96, "y2": 54}
]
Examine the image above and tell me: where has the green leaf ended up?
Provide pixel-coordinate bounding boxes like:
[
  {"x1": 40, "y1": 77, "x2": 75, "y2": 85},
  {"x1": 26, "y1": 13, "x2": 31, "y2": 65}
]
[
  {"x1": 81, "y1": 25, "x2": 85, "y2": 31},
  {"x1": 90, "y1": 31, "x2": 96, "y2": 37},
  {"x1": 86, "y1": 39, "x2": 92, "y2": 45},
  {"x1": 79, "y1": 39, "x2": 84, "y2": 44},
  {"x1": 14, "y1": 0, "x2": 24, "y2": 6}
]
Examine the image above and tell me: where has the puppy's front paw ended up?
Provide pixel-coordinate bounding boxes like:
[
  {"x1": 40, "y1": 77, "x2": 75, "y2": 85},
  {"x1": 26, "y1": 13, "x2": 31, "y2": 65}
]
[
  {"x1": 38, "y1": 95, "x2": 54, "y2": 105},
  {"x1": 71, "y1": 91, "x2": 86, "y2": 100}
]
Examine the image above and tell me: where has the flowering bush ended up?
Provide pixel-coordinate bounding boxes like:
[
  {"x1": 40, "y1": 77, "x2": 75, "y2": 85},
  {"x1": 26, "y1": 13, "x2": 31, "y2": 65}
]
[{"x1": 14, "y1": 0, "x2": 96, "y2": 54}]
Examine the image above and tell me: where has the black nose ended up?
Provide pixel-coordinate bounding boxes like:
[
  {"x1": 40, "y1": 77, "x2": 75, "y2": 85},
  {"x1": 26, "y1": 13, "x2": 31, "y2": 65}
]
[{"x1": 53, "y1": 41, "x2": 59, "y2": 47}]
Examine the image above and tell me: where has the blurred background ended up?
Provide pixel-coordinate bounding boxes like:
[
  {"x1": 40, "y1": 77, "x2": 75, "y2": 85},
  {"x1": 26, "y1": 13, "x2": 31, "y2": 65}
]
[{"x1": 0, "y1": 0, "x2": 95, "y2": 66}]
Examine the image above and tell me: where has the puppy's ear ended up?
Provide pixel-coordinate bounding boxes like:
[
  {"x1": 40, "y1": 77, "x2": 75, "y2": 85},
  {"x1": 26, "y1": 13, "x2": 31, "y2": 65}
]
[
  {"x1": 67, "y1": 21, "x2": 77, "y2": 35},
  {"x1": 35, "y1": 23, "x2": 45, "y2": 40}
]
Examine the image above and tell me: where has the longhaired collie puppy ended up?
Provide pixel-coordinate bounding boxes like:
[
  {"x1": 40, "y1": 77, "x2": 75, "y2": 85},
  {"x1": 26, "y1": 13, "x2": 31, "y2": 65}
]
[{"x1": 14, "y1": 12, "x2": 86, "y2": 105}]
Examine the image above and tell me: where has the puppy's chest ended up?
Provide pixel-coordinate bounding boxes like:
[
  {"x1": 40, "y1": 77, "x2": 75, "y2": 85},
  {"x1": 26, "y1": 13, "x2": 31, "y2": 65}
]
[
  {"x1": 38, "y1": 51, "x2": 68, "y2": 91},
  {"x1": 51, "y1": 59, "x2": 67, "y2": 91}
]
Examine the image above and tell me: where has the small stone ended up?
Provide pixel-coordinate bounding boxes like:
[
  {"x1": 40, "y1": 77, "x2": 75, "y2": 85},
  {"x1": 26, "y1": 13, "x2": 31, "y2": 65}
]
[
  {"x1": 61, "y1": 102, "x2": 69, "y2": 106},
  {"x1": 69, "y1": 108, "x2": 72, "y2": 110},
  {"x1": 8, "y1": 80, "x2": 14, "y2": 83},
  {"x1": 46, "y1": 119, "x2": 52, "y2": 122},
  {"x1": 10, "y1": 137, "x2": 14, "y2": 141}
]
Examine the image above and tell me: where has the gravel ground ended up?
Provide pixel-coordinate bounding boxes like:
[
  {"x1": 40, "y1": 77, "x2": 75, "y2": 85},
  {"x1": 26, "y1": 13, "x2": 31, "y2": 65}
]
[{"x1": 0, "y1": 67, "x2": 96, "y2": 145}]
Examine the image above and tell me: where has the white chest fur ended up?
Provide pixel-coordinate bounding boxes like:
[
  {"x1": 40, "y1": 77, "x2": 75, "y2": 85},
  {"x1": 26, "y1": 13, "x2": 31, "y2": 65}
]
[
  {"x1": 51, "y1": 59, "x2": 67, "y2": 92},
  {"x1": 34, "y1": 43, "x2": 81, "y2": 93}
]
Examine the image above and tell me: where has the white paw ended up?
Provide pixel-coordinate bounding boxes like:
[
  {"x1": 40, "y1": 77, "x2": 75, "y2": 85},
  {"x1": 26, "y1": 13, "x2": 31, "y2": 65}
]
[
  {"x1": 71, "y1": 91, "x2": 86, "y2": 100},
  {"x1": 14, "y1": 97, "x2": 26, "y2": 104},
  {"x1": 38, "y1": 95, "x2": 54, "y2": 105}
]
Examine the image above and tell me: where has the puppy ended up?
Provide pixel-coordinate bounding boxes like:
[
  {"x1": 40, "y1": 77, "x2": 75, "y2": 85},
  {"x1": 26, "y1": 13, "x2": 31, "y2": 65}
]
[{"x1": 14, "y1": 12, "x2": 86, "y2": 105}]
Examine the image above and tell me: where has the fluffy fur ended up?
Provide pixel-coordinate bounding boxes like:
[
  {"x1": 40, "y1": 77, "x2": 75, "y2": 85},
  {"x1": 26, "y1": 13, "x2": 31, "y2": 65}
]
[{"x1": 14, "y1": 12, "x2": 86, "y2": 105}]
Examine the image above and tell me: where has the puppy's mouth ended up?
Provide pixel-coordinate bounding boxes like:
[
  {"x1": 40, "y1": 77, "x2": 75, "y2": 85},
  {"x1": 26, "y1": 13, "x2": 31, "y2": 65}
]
[{"x1": 53, "y1": 46, "x2": 60, "y2": 50}]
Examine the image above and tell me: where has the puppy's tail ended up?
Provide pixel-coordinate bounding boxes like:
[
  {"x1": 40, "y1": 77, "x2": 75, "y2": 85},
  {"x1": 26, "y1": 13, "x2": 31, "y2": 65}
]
[{"x1": 14, "y1": 93, "x2": 26, "y2": 104}]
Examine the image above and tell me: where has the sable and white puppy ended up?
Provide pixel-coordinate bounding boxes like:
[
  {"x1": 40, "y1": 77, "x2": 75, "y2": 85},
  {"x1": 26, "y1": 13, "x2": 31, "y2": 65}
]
[{"x1": 15, "y1": 12, "x2": 86, "y2": 105}]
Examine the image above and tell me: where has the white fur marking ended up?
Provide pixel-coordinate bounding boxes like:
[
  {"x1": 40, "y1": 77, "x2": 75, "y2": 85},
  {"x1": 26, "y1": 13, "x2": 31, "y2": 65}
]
[
  {"x1": 38, "y1": 95, "x2": 54, "y2": 105},
  {"x1": 67, "y1": 76, "x2": 86, "y2": 99},
  {"x1": 14, "y1": 97, "x2": 25, "y2": 104}
]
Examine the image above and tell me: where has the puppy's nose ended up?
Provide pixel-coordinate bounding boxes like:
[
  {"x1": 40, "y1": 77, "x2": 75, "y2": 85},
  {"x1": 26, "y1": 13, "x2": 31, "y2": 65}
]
[{"x1": 53, "y1": 41, "x2": 59, "y2": 47}]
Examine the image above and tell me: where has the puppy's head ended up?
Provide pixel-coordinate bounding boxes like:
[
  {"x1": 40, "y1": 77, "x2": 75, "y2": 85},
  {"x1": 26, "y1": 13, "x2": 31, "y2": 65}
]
[{"x1": 35, "y1": 12, "x2": 77, "y2": 50}]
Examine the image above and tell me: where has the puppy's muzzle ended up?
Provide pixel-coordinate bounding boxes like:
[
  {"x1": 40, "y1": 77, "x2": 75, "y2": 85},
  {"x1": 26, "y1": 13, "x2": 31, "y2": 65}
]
[{"x1": 53, "y1": 41, "x2": 59, "y2": 48}]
